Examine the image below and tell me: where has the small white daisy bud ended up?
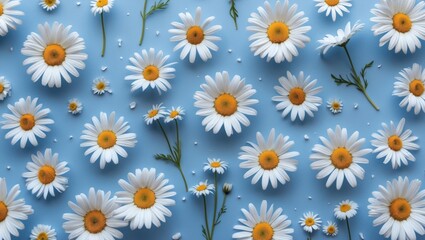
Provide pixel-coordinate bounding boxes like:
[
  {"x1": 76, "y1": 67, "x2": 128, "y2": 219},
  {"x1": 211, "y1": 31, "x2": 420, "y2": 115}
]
[{"x1": 222, "y1": 183, "x2": 233, "y2": 195}]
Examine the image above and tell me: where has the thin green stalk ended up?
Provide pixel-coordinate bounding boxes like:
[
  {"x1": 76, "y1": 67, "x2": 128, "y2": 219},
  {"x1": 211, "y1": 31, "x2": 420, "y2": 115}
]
[
  {"x1": 100, "y1": 12, "x2": 106, "y2": 57},
  {"x1": 203, "y1": 195, "x2": 211, "y2": 240},
  {"x1": 210, "y1": 173, "x2": 218, "y2": 239},
  {"x1": 307, "y1": 232, "x2": 312, "y2": 240},
  {"x1": 346, "y1": 218, "x2": 352, "y2": 240},
  {"x1": 176, "y1": 165, "x2": 188, "y2": 192},
  {"x1": 139, "y1": 0, "x2": 148, "y2": 46},
  {"x1": 175, "y1": 119, "x2": 180, "y2": 156},
  {"x1": 156, "y1": 120, "x2": 175, "y2": 159}
]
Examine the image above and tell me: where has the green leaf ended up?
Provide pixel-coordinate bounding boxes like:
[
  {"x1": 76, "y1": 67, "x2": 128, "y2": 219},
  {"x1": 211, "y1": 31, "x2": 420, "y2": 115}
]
[
  {"x1": 202, "y1": 225, "x2": 208, "y2": 240},
  {"x1": 154, "y1": 153, "x2": 173, "y2": 161},
  {"x1": 331, "y1": 74, "x2": 355, "y2": 87},
  {"x1": 229, "y1": 0, "x2": 239, "y2": 30},
  {"x1": 146, "y1": 0, "x2": 170, "y2": 17}
]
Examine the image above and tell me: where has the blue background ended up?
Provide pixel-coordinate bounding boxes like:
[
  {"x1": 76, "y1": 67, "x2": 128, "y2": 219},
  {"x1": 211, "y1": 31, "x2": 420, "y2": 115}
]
[{"x1": 0, "y1": 0, "x2": 424, "y2": 239}]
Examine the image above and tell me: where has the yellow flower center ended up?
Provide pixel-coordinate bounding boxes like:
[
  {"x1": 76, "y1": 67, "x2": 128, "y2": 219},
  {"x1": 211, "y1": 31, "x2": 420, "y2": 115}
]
[
  {"x1": 196, "y1": 184, "x2": 207, "y2": 191},
  {"x1": 267, "y1": 22, "x2": 289, "y2": 44},
  {"x1": 409, "y1": 79, "x2": 424, "y2": 97},
  {"x1": 84, "y1": 210, "x2": 106, "y2": 234},
  {"x1": 327, "y1": 225, "x2": 336, "y2": 234},
  {"x1": 69, "y1": 102, "x2": 78, "y2": 111},
  {"x1": 96, "y1": 82, "x2": 106, "y2": 90},
  {"x1": 393, "y1": 13, "x2": 412, "y2": 33},
  {"x1": 169, "y1": 110, "x2": 179, "y2": 119},
  {"x1": 259, "y1": 150, "x2": 279, "y2": 170},
  {"x1": 96, "y1": 0, "x2": 109, "y2": 7},
  {"x1": 252, "y1": 222, "x2": 274, "y2": 240},
  {"x1": 97, "y1": 130, "x2": 117, "y2": 149},
  {"x1": 340, "y1": 204, "x2": 351, "y2": 212},
  {"x1": 0, "y1": 201, "x2": 7, "y2": 222},
  {"x1": 186, "y1": 26, "x2": 204, "y2": 45},
  {"x1": 0, "y1": 83, "x2": 4, "y2": 93},
  {"x1": 332, "y1": 102, "x2": 341, "y2": 110},
  {"x1": 134, "y1": 188, "x2": 156, "y2": 209},
  {"x1": 305, "y1": 217, "x2": 315, "y2": 227},
  {"x1": 20, "y1": 114, "x2": 36, "y2": 131},
  {"x1": 37, "y1": 232, "x2": 49, "y2": 240},
  {"x1": 288, "y1": 87, "x2": 306, "y2": 105},
  {"x1": 142, "y1": 65, "x2": 160, "y2": 81},
  {"x1": 148, "y1": 109, "x2": 159, "y2": 118},
  {"x1": 0, "y1": 4, "x2": 3, "y2": 16},
  {"x1": 325, "y1": 0, "x2": 339, "y2": 6},
  {"x1": 210, "y1": 162, "x2": 221, "y2": 168},
  {"x1": 214, "y1": 93, "x2": 238, "y2": 116},
  {"x1": 38, "y1": 165, "x2": 56, "y2": 184},
  {"x1": 44, "y1": 0, "x2": 56, "y2": 7},
  {"x1": 43, "y1": 44, "x2": 66, "y2": 66},
  {"x1": 390, "y1": 198, "x2": 411, "y2": 221},
  {"x1": 330, "y1": 147, "x2": 352, "y2": 169},
  {"x1": 388, "y1": 135, "x2": 403, "y2": 151}
]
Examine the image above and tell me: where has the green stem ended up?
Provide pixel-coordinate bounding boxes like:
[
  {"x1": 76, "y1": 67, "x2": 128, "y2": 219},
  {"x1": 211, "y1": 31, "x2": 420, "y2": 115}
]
[
  {"x1": 177, "y1": 164, "x2": 188, "y2": 192},
  {"x1": 308, "y1": 232, "x2": 312, "y2": 240},
  {"x1": 346, "y1": 218, "x2": 352, "y2": 240},
  {"x1": 361, "y1": 89, "x2": 380, "y2": 111},
  {"x1": 210, "y1": 173, "x2": 218, "y2": 239},
  {"x1": 100, "y1": 12, "x2": 106, "y2": 57},
  {"x1": 175, "y1": 119, "x2": 180, "y2": 159},
  {"x1": 156, "y1": 120, "x2": 175, "y2": 159},
  {"x1": 139, "y1": 0, "x2": 148, "y2": 46},
  {"x1": 203, "y1": 195, "x2": 211, "y2": 240}
]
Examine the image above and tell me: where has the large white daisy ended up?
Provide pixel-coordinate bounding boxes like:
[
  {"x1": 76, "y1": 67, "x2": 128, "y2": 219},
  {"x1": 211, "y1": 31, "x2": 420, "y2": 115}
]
[
  {"x1": 169, "y1": 6, "x2": 222, "y2": 63},
  {"x1": 393, "y1": 63, "x2": 425, "y2": 114},
  {"x1": 39, "y1": 0, "x2": 60, "y2": 11},
  {"x1": 368, "y1": 176, "x2": 425, "y2": 240},
  {"x1": 310, "y1": 125, "x2": 372, "y2": 190},
  {"x1": 80, "y1": 112, "x2": 137, "y2": 169},
  {"x1": 371, "y1": 118, "x2": 419, "y2": 169},
  {"x1": 90, "y1": 0, "x2": 113, "y2": 15},
  {"x1": 272, "y1": 71, "x2": 322, "y2": 122},
  {"x1": 30, "y1": 224, "x2": 56, "y2": 240},
  {"x1": 239, "y1": 128, "x2": 299, "y2": 190},
  {"x1": 0, "y1": 76, "x2": 11, "y2": 101},
  {"x1": 1, "y1": 96, "x2": 54, "y2": 148},
  {"x1": 247, "y1": 0, "x2": 311, "y2": 63},
  {"x1": 371, "y1": 0, "x2": 425, "y2": 54},
  {"x1": 22, "y1": 148, "x2": 70, "y2": 199},
  {"x1": 115, "y1": 168, "x2": 176, "y2": 230},
  {"x1": 194, "y1": 71, "x2": 258, "y2": 137},
  {"x1": 63, "y1": 188, "x2": 127, "y2": 240},
  {"x1": 21, "y1": 22, "x2": 88, "y2": 88},
  {"x1": 125, "y1": 48, "x2": 176, "y2": 94},
  {"x1": 0, "y1": 178, "x2": 34, "y2": 240},
  {"x1": 318, "y1": 21, "x2": 364, "y2": 54},
  {"x1": 233, "y1": 200, "x2": 294, "y2": 240},
  {"x1": 0, "y1": 0, "x2": 23, "y2": 37},
  {"x1": 315, "y1": 0, "x2": 351, "y2": 22}
]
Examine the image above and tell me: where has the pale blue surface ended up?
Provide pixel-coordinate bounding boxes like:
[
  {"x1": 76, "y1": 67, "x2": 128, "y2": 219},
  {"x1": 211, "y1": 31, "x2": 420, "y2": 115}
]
[{"x1": 0, "y1": 0, "x2": 424, "y2": 239}]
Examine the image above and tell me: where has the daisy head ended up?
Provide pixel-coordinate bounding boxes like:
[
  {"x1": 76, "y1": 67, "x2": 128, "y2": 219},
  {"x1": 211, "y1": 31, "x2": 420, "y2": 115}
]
[
  {"x1": 90, "y1": 0, "x2": 113, "y2": 15},
  {"x1": 323, "y1": 221, "x2": 338, "y2": 236},
  {"x1": 299, "y1": 211, "x2": 321, "y2": 233},
  {"x1": 39, "y1": 0, "x2": 60, "y2": 11},
  {"x1": 233, "y1": 200, "x2": 294, "y2": 239},
  {"x1": 169, "y1": 6, "x2": 222, "y2": 63},
  {"x1": 144, "y1": 103, "x2": 166, "y2": 125},
  {"x1": 1, "y1": 96, "x2": 54, "y2": 148},
  {"x1": 368, "y1": 176, "x2": 425, "y2": 240},
  {"x1": 63, "y1": 188, "x2": 127, "y2": 239},
  {"x1": 190, "y1": 180, "x2": 214, "y2": 197},
  {"x1": 22, "y1": 148, "x2": 70, "y2": 199},
  {"x1": 327, "y1": 98, "x2": 343, "y2": 114},
  {"x1": 68, "y1": 98, "x2": 82, "y2": 115},
  {"x1": 164, "y1": 106, "x2": 184, "y2": 123},
  {"x1": 371, "y1": 118, "x2": 419, "y2": 169},
  {"x1": 194, "y1": 71, "x2": 258, "y2": 137},
  {"x1": 125, "y1": 48, "x2": 176, "y2": 94},
  {"x1": 334, "y1": 200, "x2": 358, "y2": 220},
  {"x1": 92, "y1": 77, "x2": 112, "y2": 95},
  {"x1": 371, "y1": 0, "x2": 425, "y2": 54},
  {"x1": 222, "y1": 183, "x2": 233, "y2": 195},
  {"x1": 0, "y1": 178, "x2": 34, "y2": 240},
  {"x1": 0, "y1": 0, "x2": 23, "y2": 36},
  {"x1": 0, "y1": 76, "x2": 11, "y2": 101},
  {"x1": 30, "y1": 224, "x2": 56, "y2": 240},
  {"x1": 247, "y1": 0, "x2": 311, "y2": 63},
  {"x1": 272, "y1": 71, "x2": 323, "y2": 121},
  {"x1": 318, "y1": 21, "x2": 364, "y2": 54},
  {"x1": 310, "y1": 125, "x2": 372, "y2": 190},
  {"x1": 393, "y1": 63, "x2": 425, "y2": 114},
  {"x1": 315, "y1": 0, "x2": 351, "y2": 21},
  {"x1": 80, "y1": 112, "x2": 137, "y2": 169},
  {"x1": 115, "y1": 168, "x2": 176, "y2": 230},
  {"x1": 21, "y1": 22, "x2": 87, "y2": 88},
  {"x1": 203, "y1": 158, "x2": 228, "y2": 174}
]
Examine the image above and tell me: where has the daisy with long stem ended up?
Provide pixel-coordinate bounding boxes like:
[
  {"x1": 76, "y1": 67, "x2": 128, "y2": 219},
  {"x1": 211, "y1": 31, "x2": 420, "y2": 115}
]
[
  {"x1": 139, "y1": 0, "x2": 170, "y2": 46},
  {"x1": 90, "y1": 0, "x2": 114, "y2": 57},
  {"x1": 334, "y1": 200, "x2": 358, "y2": 240}
]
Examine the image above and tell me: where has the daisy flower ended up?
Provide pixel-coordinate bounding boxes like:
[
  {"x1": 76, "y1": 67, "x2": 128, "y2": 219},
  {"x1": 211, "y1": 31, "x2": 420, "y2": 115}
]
[
  {"x1": 371, "y1": 118, "x2": 419, "y2": 169},
  {"x1": 22, "y1": 148, "x2": 69, "y2": 199},
  {"x1": 393, "y1": 63, "x2": 425, "y2": 114},
  {"x1": 371, "y1": 0, "x2": 425, "y2": 54},
  {"x1": 80, "y1": 112, "x2": 137, "y2": 169},
  {"x1": 115, "y1": 168, "x2": 176, "y2": 229},
  {"x1": 203, "y1": 158, "x2": 228, "y2": 174},
  {"x1": 272, "y1": 71, "x2": 322, "y2": 122},
  {"x1": 125, "y1": 48, "x2": 176, "y2": 94},
  {"x1": 247, "y1": 0, "x2": 311, "y2": 63},
  {"x1": 194, "y1": 71, "x2": 258, "y2": 137},
  {"x1": 315, "y1": 0, "x2": 351, "y2": 22},
  {"x1": 63, "y1": 188, "x2": 127, "y2": 240},
  {"x1": 169, "y1": 6, "x2": 222, "y2": 63},
  {"x1": 310, "y1": 125, "x2": 372, "y2": 190},
  {"x1": 190, "y1": 180, "x2": 215, "y2": 197},
  {"x1": 30, "y1": 224, "x2": 56, "y2": 240},
  {"x1": 164, "y1": 106, "x2": 184, "y2": 123},
  {"x1": 368, "y1": 176, "x2": 425, "y2": 240},
  {"x1": 334, "y1": 200, "x2": 358, "y2": 220},
  {"x1": 327, "y1": 99, "x2": 343, "y2": 114},
  {"x1": 1, "y1": 96, "x2": 54, "y2": 148},
  {"x1": 233, "y1": 200, "x2": 294, "y2": 239},
  {"x1": 144, "y1": 103, "x2": 165, "y2": 125},
  {"x1": 0, "y1": 76, "x2": 11, "y2": 101},
  {"x1": 323, "y1": 221, "x2": 338, "y2": 236},
  {"x1": 92, "y1": 77, "x2": 112, "y2": 95},
  {"x1": 299, "y1": 212, "x2": 321, "y2": 233},
  {"x1": 222, "y1": 183, "x2": 232, "y2": 195},
  {"x1": 318, "y1": 21, "x2": 364, "y2": 54},
  {"x1": 90, "y1": 0, "x2": 113, "y2": 15},
  {"x1": 0, "y1": 0, "x2": 23, "y2": 37},
  {"x1": 21, "y1": 22, "x2": 87, "y2": 88},
  {"x1": 39, "y1": 0, "x2": 60, "y2": 11},
  {"x1": 68, "y1": 98, "x2": 82, "y2": 115},
  {"x1": 0, "y1": 178, "x2": 34, "y2": 240}
]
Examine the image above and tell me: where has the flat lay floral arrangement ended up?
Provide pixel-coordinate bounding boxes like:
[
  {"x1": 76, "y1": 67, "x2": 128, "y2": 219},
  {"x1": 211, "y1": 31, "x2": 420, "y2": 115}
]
[{"x1": 1, "y1": 0, "x2": 425, "y2": 239}]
